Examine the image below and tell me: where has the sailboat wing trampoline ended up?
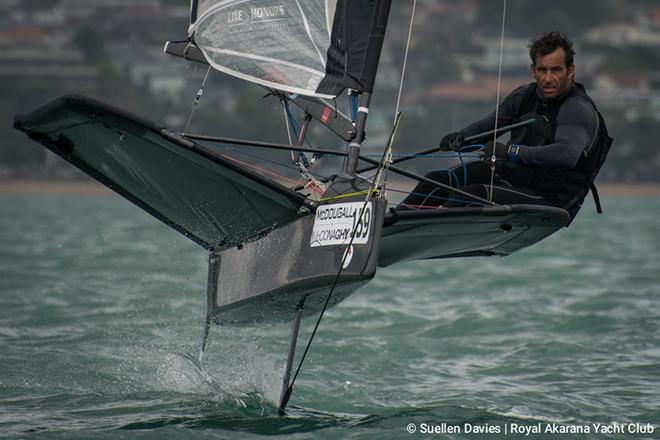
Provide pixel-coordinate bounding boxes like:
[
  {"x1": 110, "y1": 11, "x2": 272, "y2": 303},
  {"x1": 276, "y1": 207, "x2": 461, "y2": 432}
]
[
  {"x1": 379, "y1": 206, "x2": 570, "y2": 267},
  {"x1": 13, "y1": 95, "x2": 313, "y2": 252},
  {"x1": 13, "y1": 95, "x2": 388, "y2": 325}
]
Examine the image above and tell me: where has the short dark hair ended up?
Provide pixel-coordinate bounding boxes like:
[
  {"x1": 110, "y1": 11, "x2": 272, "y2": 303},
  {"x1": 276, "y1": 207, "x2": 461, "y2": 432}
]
[{"x1": 529, "y1": 31, "x2": 575, "y2": 67}]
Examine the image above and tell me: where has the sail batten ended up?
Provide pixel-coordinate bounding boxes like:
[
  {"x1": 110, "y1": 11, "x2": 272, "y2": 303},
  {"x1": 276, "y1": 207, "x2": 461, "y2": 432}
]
[
  {"x1": 294, "y1": 0, "x2": 326, "y2": 66},
  {"x1": 199, "y1": 47, "x2": 333, "y2": 98},
  {"x1": 201, "y1": 47, "x2": 326, "y2": 77},
  {"x1": 189, "y1": 0, "x2": 391, "y2": 98}
]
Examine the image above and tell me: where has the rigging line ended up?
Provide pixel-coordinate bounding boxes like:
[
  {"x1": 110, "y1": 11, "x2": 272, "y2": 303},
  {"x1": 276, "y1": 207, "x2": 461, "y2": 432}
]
[
  {"x1": 458, "y1": 150, "x2": 468, "y2": 188},
  {"x1": 488, "y1": 0, "x2": 507, "y2": 202},
  {"x1": 394, "y1": 0, "x2": 417, "y2": 120},
  {"x1": 284, "y1": 103, "x2": 313, "y2": 165},
  {"x1": 220, "y1": 153, "x2": 301, "y2": 187},
  {"x1": 186, "y1": 133, "x2": 494, "y2": 205},
  {"x1": 363, "y1": 152, "x2": 481, "y2": 158},
  {"x1": 355, "y1": 119, "x2": 535, "y2": 174},
  {"x1": 281, "y1": 99, "x2": 295, "y2": 163},
  {"x1": 211, "y1": 143, "x2": 330, "y2": 180},
  {"x1": 184, "y1": 65, "x2": 211, "y2": 133},
  {"x1": 282, "y1": 100, "x2": 311, "y2": 174},
  {"x1": 318, "y1": 190, "x2": 371, "y2": 202},
  {"x1": 280, "y1": 114, "x2": 403, "y2": 414},
  {"x1": 385, "y1": 188, "x2": 481, "y2": 206},
  {"x1": 279, "y1": 192, "x2": 373, "y2": 413},
  {"x1": 282, "y1": 99, "x2": 293, "y2": 145},
  {"x1": 372, "y1": 112, "x2": 402, "y2": 197}
]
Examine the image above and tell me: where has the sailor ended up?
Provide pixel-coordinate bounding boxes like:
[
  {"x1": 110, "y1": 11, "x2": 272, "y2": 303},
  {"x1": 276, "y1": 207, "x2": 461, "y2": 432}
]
[{"x1": 399, "y1": 31, "x2": 612, "y2": 221}]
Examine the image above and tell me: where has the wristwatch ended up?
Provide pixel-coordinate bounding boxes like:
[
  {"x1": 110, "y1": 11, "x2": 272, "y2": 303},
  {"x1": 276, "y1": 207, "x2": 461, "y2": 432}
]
[{"x1": 507, "y1": 144, "x2": 520, "y2": 163}]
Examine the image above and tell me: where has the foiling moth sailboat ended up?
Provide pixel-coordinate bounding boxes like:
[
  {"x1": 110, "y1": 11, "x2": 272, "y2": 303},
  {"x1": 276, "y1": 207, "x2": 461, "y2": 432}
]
[{"x1": 13, "y1": 0, "x2": 570, "y2": 411}]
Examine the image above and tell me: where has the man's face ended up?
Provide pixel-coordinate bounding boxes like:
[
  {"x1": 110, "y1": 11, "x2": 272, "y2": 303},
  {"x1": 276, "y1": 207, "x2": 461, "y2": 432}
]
[{"x1": 530, "y1": 48, "x2": 575, "y2": 99}]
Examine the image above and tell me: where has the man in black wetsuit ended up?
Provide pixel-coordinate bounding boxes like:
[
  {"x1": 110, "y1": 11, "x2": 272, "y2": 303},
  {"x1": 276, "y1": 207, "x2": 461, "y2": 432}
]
[{"x1": 399, "y1": 31, "x2": 612, "y2": 221}]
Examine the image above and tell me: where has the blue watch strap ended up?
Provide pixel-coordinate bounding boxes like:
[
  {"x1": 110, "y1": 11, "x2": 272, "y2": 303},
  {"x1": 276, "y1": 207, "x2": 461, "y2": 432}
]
[{"x1": 507, "y1": 144, "x2": 520, "y2": 163}]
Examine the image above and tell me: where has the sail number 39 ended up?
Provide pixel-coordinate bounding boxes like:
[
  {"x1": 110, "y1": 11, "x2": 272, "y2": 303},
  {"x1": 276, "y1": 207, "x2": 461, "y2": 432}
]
[{"x1": 310, "y1": 202, "x2": 372, "y2": 247}]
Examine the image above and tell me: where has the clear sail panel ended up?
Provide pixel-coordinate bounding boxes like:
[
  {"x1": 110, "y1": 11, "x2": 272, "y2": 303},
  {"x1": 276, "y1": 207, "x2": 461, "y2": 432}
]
[{"x1": 190, "y1": 0, "x2": 337, "y2": 98}]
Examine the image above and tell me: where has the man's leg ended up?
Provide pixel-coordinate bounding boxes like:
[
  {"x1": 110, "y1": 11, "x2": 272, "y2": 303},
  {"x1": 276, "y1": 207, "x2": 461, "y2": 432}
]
[
  {"x1": 397, "y1": 161, "x2": 491, "y2": 210},
  {"x1": 444, "y1": 183, "x2": 555, "y2": 207},
  {"x1": 397, "y1": 169, "x2": 454, "y2": 209}
]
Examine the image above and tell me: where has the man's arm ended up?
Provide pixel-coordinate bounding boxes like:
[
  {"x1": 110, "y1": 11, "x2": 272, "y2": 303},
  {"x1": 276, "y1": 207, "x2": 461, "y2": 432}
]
[{"x1": 516, "y1": 97, "x2": 597, "y2": 169}]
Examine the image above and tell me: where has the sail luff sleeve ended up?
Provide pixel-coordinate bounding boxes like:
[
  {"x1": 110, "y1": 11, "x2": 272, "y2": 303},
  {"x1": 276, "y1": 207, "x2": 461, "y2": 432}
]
[
  {"x1": 190, "y1": 0, "x2": 198, "y2": 25},
  {"x1": 317, "y1": 0, "x2": 392, "y2": 95}
]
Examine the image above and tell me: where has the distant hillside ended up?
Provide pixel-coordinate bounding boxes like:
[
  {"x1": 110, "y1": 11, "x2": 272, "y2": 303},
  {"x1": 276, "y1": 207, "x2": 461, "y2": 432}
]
[{"x1": 2, "y1": 0, "x2": 659, "y2": 182}]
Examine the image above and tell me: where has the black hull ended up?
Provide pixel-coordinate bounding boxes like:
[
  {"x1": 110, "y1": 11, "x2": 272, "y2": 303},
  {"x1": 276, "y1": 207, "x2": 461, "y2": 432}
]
[{"x1": 207, "y1": 199, "x2": 387, "y2": 324}]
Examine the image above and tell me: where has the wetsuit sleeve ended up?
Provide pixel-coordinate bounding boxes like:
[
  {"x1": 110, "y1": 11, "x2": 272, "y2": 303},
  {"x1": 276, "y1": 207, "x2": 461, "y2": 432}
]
[
  {"x1": 459, "y1": 85, "x2": 528, "y2": 143},
  {"x1": 516, "y1": 97, "x2": 597, "y2": 169}
]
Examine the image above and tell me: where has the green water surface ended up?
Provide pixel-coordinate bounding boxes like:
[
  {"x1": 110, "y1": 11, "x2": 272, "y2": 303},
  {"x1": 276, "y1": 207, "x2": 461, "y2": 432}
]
[{"x1": 1, "y1": 195, "x2": 659, "y2": 439}]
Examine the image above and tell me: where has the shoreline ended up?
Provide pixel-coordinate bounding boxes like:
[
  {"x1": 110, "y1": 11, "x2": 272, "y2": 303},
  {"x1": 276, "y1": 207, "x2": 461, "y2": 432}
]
[
  {"x1": 1, "y1": 179, "x2": 659, "y2": 197},
  {"x1": 0, "y1": 179, "x2": 115, "y2": 197}
]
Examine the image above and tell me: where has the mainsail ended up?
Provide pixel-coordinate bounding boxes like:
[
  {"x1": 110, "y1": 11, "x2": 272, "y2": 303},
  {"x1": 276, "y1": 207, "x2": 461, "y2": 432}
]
[{"x1": 189, "y1": 0, "x2": 391, "y2": 98}]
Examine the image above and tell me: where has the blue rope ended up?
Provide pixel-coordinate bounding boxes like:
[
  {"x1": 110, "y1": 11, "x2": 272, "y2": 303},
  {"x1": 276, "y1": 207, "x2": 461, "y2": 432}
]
[
  {"x1": 284, "y1": 101, "x2": 319, "y2": 167},
  {"x1": 430, "y1": 168, "x2": 460, "y2": 189},
  {"x1": 458, "y1": 154, "x2": 467, "y2": 187},
  {"x1": 458, "y1": 143, "x2": 485, "y2": 188},
  {"x1": 451, "y1": 170, "x2": 460, "y2": 188},
  {"x1": 386, "y1": 142, "x2": 487, "y2": 208},
  {"x1": 459, "y1": 143, "x2": 485, "y2": 152}
]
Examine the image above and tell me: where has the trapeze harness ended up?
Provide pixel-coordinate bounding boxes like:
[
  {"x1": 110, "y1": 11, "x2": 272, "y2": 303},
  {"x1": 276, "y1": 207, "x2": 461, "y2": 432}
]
[
  {"x1": 400, "y1": 82, "x2": 612, "y2": 221},
  {"x1": 502, "y1": 82, "x2": 613, "y2": 219}
]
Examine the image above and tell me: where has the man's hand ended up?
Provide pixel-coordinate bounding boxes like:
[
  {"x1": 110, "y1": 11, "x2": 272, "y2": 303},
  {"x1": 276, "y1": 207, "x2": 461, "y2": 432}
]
[
  {"x1": 439, "y1": 131, "x2": 465, "y2": 151},
  {"x1": 481, "y1": 141, "x2": 508, "y2": 160}
]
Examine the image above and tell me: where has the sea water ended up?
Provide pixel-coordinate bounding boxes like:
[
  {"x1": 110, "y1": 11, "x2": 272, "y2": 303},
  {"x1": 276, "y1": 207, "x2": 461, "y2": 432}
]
[{"x1": 1, "y1": 194, "x2": 659, "y2": 439}]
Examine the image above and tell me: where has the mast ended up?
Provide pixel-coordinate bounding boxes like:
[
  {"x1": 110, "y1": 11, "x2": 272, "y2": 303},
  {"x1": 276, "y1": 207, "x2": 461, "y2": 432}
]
[
  {"x1": 344, "y1": 92, "x2": 371, "y2": 175},
  {"x1": 321, "y1": 0, "x2": 391, "y2": 175}
]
